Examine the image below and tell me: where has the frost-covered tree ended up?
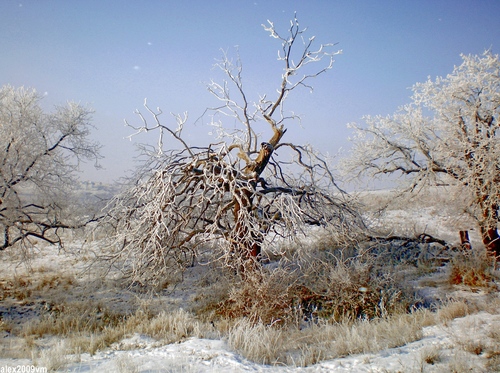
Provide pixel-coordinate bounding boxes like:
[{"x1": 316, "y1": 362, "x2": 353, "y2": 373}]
[
  {"x1": 102, "y1": 16, "x2": 362, "y2": 285},
  {"x1": 344, "y1": 51, "x2": 500, "y2": 258},
  {"x1": 0, "y1": 85, "x2": 101, "y2": 251}
]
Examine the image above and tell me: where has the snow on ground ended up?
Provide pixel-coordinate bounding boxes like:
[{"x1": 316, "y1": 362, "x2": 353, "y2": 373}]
[
  {"x1": 77, "y1": 308, "x2": 499, "y2": 373},
  {"x1": 2, "y1": 309, "x2": 498, "y2": 372},
  {"x1": 1, "y1": 188, "x2": 499, "y2": 372}
]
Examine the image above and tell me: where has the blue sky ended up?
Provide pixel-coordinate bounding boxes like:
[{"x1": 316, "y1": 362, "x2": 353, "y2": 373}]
[{"x1": 1, "y1": 0, "x2": 499, "y2": 183}]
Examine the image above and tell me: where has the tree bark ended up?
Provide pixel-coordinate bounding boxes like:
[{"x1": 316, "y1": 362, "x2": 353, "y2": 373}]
[
  {"x1": 232, "y1": 126, "x2": 286, "y2": 269},
  {"x1": 481, "y1": 226, "x2": 500, "y2": 259},
  {"x1": 459, "y1": 230, "x2": 471, "y2": 249},
  {"x1": 232, "y1": 185, "x2": 261, "y2": 275},
  {"x1": 479, "y1": 200, "x2": 499, "y2": 259}
]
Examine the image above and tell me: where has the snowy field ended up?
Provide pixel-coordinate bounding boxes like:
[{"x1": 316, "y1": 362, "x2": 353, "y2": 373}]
[
  {"x1": 0, "y1": 189, "x2": 499, "y2": 372},
  {"x1": 3, "y1": 311, "x2": 500, "y2": 373}
]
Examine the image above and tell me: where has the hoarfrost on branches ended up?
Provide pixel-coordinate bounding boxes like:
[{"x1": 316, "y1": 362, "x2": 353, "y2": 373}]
[
  {"x1": 0, "y1": 85, "x2": 102, "y2": 252},
  {"x1": 343, "y1": 51, "x2": 500, "y2": 258},
  {"x1": 100, "y1": 16, "x2": 361, "y2": 286}
]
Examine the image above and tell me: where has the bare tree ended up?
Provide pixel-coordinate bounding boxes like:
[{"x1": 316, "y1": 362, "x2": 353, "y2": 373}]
[
  {"x1": 343, "y1": 51, "x2": 500, "y2": 258},
  {"x1": 0, "y1": 85, "x2": 102, "y2": 252},
  {"x1": 102, "y1": 16, "x2": 362, "y2": 285}
]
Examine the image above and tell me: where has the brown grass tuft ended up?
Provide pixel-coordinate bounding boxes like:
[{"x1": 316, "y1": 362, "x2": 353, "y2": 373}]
[
  {"x1": 217, "y1": 267, "x2": 298, "y2": 324},
  {"x1": 448, "y1": 248, "x2": 496, "y2": 287},
  {"x1": 216, "y1": 250, "x2": 418, "y2": 327},
  {"x1": 227, "y1": 309, "x2": 429, "y2": 366}
]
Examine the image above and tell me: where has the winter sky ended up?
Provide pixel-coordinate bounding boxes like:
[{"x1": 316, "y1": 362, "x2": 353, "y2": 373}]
[{"x1": 1, "y1": 0, "x2": 499, "y2": 183}]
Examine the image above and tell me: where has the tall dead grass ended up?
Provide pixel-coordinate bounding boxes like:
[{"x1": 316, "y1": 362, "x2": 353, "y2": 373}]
[
  {"x1": 216, "y1": 266, "x2": 299, "y2": 324},
  {"x1": 2, "y1": 199, "x2": 498, "y2": 370},
  {"x1": 2, "y1": 265, "x2": 498, "y2": 369},
  {"x1": 228, "y1": 309, "x2": 430, "y2": 366},
  {"x1": 0, "y1": 268, "x2": 216, "y2": 359},
  {"x1": 217, "y1": 245, "x2": 418, "y2": 326},
  {"x1": 227, "y1": 297, "x2": 500, "y2": 367},
  {"x1": 22, "y1": 305, "x2": 216, "y2": 357}
]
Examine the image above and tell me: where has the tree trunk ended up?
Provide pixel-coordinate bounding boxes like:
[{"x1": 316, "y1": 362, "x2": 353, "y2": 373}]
[
  {"x1": 479, "y1": 200, "x2": 500, "y2": 259},
  {"x1": 481, "y1": 226, "x2": 500, "y2": 259},
  {"x1": 232, "y1": 126, "x2": 286, "y2": 270},
  {"x1": 233, "y1": 187, "x2": 261, "y2": 258},
  {"x1": 459, "y1": 230, "x2": 471, "y2": 249}
]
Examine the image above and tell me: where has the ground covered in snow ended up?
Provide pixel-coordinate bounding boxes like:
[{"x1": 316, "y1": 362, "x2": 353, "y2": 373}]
[
  {"x1": 3, "y1": 309, "x2": 500, "y2": 372},
  {"x1": 1, "y1": 189, "x2": 499, "y2": 372}
]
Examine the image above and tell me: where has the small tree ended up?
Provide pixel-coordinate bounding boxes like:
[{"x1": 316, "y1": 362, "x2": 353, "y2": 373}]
[
  {"x1": 103, "y1": 16, "x2": 362, "y2": 285},
  {"x1": 0, "y1": 85, "x2": 102, "y2": 251},
  {"x1": 343, "y1": 51, "x2": 500, "y2": 258}
]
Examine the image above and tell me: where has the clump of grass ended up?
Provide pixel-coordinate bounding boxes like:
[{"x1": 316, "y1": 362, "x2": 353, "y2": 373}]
[
  {"x1": 217, "y1": 266, "x2": 299, "y2": 324},
  {"x1": 301, "y1": 257, "x2": 416, "y2": 321},
  {"x1": 436, "y1": 299, "x2": 474, "y2": 325},
  {"x1": 35, "y1": 340, "x2": 70, "y2": 372},
  {"x1": 460, "y1": 338, "x2": 486, "y2": 356},
  {"x1": 216, "y1": 249, "x2": 419, "y2": 327},
  {"x1": 205, "y1": 238, "x2": 427, "y2": 367},
  {"x1": 420, "y1": 345, "x2": 443, "y2": 365},
  {"x1": 227, "y1": 309, "x2": 429, "y2": 366},
  {"x1": 448, "y1": 248, "x2": 496, "y2": 287},
  {"x1": 227, "y1": 319, "x2": 284, "y2": 365},
  {"x1": 132, "y1": 308, "x2": 216, "y2": 342}
]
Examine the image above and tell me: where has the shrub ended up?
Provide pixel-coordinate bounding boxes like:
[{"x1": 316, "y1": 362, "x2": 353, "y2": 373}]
[
  {"x1": 448, "y1": 248, "x2": 497, "y2": 287},
  {"x1": 217, "y1": 246, "x2": 419, "y2": 325},
  {"x1": 217, "y1": 266, "x2": 299, "y2": 324}
]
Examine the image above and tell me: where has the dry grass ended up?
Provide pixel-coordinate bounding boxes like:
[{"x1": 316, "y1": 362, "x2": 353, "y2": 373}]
[
  {"x1": 0, "y1": 268, "x2": 497, "y2": 369},
  {"x1": 0, "y1": 273, "x2": 75, "y2": 302},
  {"x1": 1, "y1": 201, "x2": 499, "y2": 370},
  {"x1": 216, "y1": 244, "x2": 419, "y2": 327},
  {"x1": 20, "y1": 305, "x2": 216, "y2": 357},
  {"x1": 448, "y1": 247, "x2": 498, "y2": 288},
  {"x1": 228, "y1": 309, "x2": 430, "y2": 366},
  {"x1": 131, "y1": 308, "x2": 217, "y2": 342},
  {"x1": 0, "y1": 318, "x2": 11, "y2": 334},
  {"x1": 216, "y1": 266, "x2": 299, "y2": 324},
  {"x1": 300, "y1": 257, "x2": 415, "y2": 321},
  {"x1": 226, "y1": 297, "x2": 500, "y2": 367},
  {"x1": 419, "y1": 345, "x2": 443, "y2": 366},
  {"x1": 0, "y1": 252, "x2": 432, "y2": 368},
  {"x1": 227, "y1": 319, "x2": 284, "y2": 364},
  {"x1": 0, "y1": 265, "x2": 216, "y2": 359},
  {"x1": 35, "y1": 340, "x2": 71, "y2": 372},
  {"x1": 436, "y1": 299, "x2": 475, "y2": 325}
]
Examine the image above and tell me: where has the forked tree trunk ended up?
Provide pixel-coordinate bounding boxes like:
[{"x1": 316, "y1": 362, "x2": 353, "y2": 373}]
[{"x1": 232, "y1": 125, "x2": 286, "y2": 269}]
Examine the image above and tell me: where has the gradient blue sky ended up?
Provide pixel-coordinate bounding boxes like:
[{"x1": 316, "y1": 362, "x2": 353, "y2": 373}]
[{"x1": 1, "y1": 0, "x2": 499, "y2": 183}]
